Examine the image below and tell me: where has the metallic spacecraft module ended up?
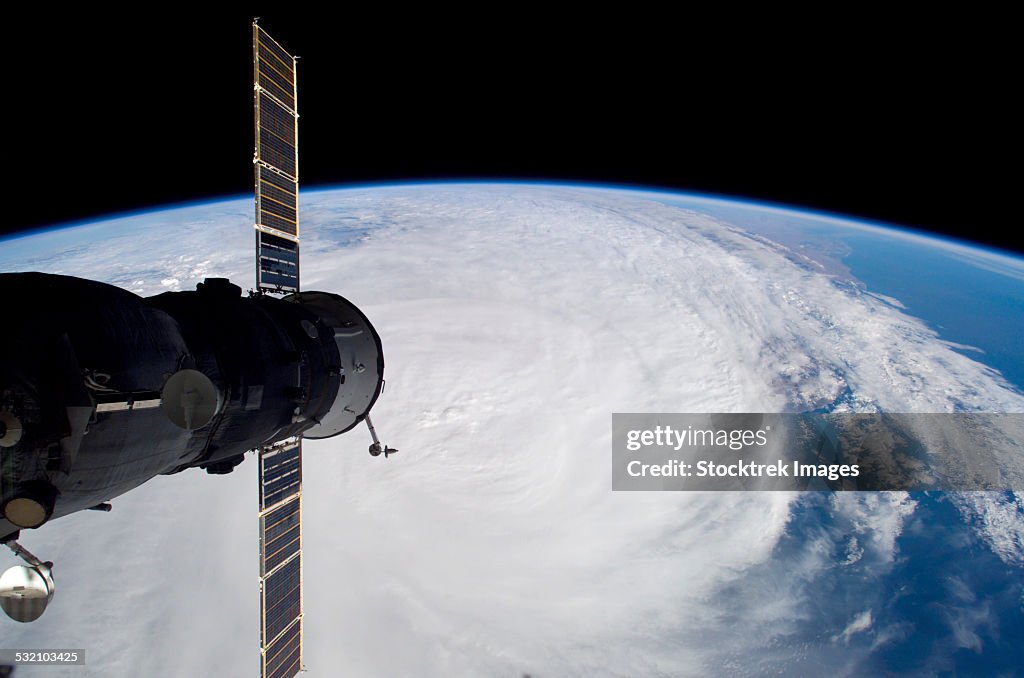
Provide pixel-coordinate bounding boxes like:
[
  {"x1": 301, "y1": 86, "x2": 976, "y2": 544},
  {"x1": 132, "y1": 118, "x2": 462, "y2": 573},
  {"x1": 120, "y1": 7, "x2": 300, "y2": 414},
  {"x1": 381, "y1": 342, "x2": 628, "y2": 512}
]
[{"x1": 0, "y1": 21, "x2": 394, "y2": 678}]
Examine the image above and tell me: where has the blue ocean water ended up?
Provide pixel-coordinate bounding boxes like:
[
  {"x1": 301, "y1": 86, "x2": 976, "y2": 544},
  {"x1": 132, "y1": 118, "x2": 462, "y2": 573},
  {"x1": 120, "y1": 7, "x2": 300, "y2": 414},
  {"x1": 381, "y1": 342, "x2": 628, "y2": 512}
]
[
  {"x1": 653, "y1": 192, "x2": 1024, "y2": 394},
  {"x1": 772, "y1": 493, "x2": 1024, "y2": 674},
  {"x1": 839, "y1": 233, "x2": 1024, "y2": 392},
  {"x1": 830, "y1": 233, "x2": 1024, "y2": 671}
]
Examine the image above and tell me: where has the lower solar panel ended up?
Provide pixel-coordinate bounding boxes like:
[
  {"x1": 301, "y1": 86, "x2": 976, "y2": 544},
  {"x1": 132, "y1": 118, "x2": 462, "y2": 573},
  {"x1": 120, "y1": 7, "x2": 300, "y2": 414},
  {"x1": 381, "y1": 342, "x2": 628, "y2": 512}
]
[
  {"x1": 263, "y1": 617, "x2": 302, "y2": 678},
  {"x1": 261, "y1": 496, "x2": 301, "y2": 576},
  {"x1": 260, "y1": 555, "x2": 302, "y2": 678},
  {"x1": 259, "y1": 438, "x2": 303, "y2": 678},
  {"x1": 259, "y1": 439, "x2": 302, "y2": 509},
  {"x1": 262, "y1": 555, "x2": 302, "y2": 644}
]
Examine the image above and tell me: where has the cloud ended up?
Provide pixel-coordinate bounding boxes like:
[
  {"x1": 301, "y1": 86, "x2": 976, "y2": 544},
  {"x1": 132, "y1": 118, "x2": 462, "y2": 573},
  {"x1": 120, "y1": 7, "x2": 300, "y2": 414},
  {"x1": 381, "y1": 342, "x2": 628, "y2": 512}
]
[
  {"x1": 950, "y1": 492, "x2": 1024, "y2": 566},
  {"x1": 1, "y1": 185, "x2": 1021, "y2": 676},
  {"x1": 835, "y1": 610, "x2": 874, "y2": 644}
]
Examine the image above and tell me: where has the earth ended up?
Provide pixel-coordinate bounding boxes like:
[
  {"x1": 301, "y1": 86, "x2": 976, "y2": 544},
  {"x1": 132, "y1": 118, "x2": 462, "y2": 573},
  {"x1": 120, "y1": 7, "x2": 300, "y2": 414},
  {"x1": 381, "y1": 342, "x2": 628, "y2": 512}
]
[{"x1": 1, "y1": 183, "x2": 1022, "y2": 676}]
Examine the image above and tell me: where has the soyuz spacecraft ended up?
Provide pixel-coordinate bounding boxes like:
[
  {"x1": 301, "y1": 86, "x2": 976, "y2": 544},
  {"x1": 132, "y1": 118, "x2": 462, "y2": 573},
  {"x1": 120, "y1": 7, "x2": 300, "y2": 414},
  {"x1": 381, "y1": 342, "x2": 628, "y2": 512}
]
[{"x1": 0, "y1": 21, "x2": 393, "y2": 677}]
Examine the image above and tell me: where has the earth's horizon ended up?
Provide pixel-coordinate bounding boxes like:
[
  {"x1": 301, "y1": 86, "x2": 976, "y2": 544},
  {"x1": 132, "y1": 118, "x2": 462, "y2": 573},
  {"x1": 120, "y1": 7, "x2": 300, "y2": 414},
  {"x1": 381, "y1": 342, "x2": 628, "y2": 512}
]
[{"x1": 6, "y1": 181, "x2": 1023, "y2": 264}]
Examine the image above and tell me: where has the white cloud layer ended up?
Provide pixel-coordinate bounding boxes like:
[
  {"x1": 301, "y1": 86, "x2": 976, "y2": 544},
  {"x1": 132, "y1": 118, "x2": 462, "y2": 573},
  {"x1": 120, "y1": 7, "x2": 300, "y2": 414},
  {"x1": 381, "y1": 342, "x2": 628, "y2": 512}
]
[{"x1": 1, "y1": 185, "x2": 1022, "y2": 676}]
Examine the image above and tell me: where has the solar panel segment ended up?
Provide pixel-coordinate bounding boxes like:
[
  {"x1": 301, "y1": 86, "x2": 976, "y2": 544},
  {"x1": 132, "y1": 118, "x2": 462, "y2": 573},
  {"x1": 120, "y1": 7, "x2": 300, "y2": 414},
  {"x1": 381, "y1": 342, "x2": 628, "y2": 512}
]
[
  {"x1": 261, "y1": 496, "x2": 301, "y2": 575},
  {"x1": 257, "y1": 54, "x2": 295, "y2": 111},
  {"x1": 262, "y1": 555, "x2": 301, "y2": 644},
  {"x1": 263, "y1": 617, "x2": 302, "y2": 678},
  {"x1": 260, "y1": 555, "x2": 302, "y2": 677},
  {"x1": 258, "y1": 168, "x2": 298, "y2": 232},
  {"x1": 258, "y1": 438, "x2": 303, "y2": 678},
  {"x1": 255, "y1": 26, "x2": 296, "y2": 110},
  {"x1": 257, "y1": 167, "x2": 298, "y2": 237},
  {"x1": 257, "y1": 94, "x2": 297, "y2": 178},
  {"x1": 259, "y1": 439, "x2": 302, "y2": 511},
  {"x1": 254, "y1": 21, "x2": 299, "y2": 294}
]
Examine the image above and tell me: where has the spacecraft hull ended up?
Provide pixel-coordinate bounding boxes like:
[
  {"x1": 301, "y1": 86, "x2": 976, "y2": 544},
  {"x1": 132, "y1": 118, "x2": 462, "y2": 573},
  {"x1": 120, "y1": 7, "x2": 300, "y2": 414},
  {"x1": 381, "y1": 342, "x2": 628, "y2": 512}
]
[{"x1": 0, "y1": 272, "x2": 383, "y2": 540}]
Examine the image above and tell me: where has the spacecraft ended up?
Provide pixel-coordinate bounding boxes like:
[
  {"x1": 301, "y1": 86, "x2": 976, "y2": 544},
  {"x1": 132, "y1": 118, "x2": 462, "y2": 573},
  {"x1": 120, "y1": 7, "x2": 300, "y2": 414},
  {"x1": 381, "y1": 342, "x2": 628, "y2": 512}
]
[{"x1": 0, "y1": 21, "x2": 393, "y2": 677}]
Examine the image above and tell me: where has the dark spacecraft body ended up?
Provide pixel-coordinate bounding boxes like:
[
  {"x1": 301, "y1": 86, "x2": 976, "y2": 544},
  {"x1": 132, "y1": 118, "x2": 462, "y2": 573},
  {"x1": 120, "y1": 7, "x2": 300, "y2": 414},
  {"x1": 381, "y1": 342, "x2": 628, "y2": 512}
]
[
  {"x1": 0, "y1": 271, "x2": 384, "y2": 539},
  {"x1": 0, "y1": 21, "x2": 393, "y2": 677}
]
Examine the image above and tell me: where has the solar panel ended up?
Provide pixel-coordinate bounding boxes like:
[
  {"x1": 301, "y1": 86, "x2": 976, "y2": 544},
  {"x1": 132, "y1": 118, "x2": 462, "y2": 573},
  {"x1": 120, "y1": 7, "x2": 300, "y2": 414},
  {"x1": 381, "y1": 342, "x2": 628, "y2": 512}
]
[
  {"x1": 257, "y1": 166, "x2": 298, "y2": 237},
  {"x1": 257, "y1": 93, "x2": 297, "y2": 178},
  {"x1": 258, "y1": 55, "x2": 295, "y2": 111},
  {"x1": 261, "y1": 496, "x2": 301, "y2": 575},
  {"x1": 263, "y1": 616, "x2": 302, "y2": 678},
  {"x1": 263, "y1": 555, "x2": 302, "y2": 643},
  {"x1": 258, "y1": 168, "x2": 298, "y2": 231},
  {"x1": 254, "y1": 25, "x2": 304, "y2": 677},
  {"x1": 254, "y1": 21, "x2": 299, "y2": 295},
  {"x1": 259, "y1": 438, "x2": 302, "y2": 511},
  {"x1": 258, "y1": 438, "x2": 303, "y2": 678},
  {"x1": 254, "y1": 24, "x2": 296, "y2": 110},
  {"x1": 258, "y1": 232, "x2": 299, "y2": 292},
  {"x1": 255, "y1": 27, "x2": 296, "y2": 108}
]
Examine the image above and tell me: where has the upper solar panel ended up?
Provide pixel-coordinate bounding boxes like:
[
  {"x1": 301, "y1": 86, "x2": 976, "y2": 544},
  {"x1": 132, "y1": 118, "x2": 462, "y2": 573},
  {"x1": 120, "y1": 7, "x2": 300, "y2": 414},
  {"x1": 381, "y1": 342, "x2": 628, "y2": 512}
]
[
  {"x1": 258, "y1": 165, "x2": 298, "y2": 235},
  {"x1": 253, "y1": 22, "x2": 299, "y2": 293},
  {"x1": 254, "y1": 24, "x2": 296, "y2": 112},
  {"x1": 254, "y1": 23, "x2": 298, "y2": 183},
  {"x1": 258, "y1": 93, "x2": 297, "y2": 179}
]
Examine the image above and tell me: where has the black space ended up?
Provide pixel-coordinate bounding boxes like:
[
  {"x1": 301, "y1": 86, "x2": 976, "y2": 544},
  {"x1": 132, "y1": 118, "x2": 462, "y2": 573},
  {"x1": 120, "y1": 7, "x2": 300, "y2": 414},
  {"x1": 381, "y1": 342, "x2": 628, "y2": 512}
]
[{"x1": 3, "y1": 11, "x2": 1019, "y2": 255}]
